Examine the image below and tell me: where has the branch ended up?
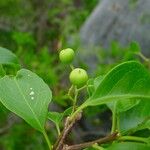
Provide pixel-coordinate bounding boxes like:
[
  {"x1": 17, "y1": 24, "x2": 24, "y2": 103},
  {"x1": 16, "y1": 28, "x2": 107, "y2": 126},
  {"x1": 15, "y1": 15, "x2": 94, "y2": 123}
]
[
  {"x1": 53, "y1": 112, "x2": 82, "y2": 150},
  {"x1": 63, "y1": 132, "x2": 118, "y2": 150}
]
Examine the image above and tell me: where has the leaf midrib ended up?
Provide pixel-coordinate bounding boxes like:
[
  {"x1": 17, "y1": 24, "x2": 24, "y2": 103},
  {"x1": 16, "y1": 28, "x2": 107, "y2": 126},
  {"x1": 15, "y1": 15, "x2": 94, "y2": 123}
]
[
  {"x1": 85, "y1": 94, "x2": 150, "y2": 106},
  {"x1": 14, "y1": 78, "x2": 43, "y2": 131}
]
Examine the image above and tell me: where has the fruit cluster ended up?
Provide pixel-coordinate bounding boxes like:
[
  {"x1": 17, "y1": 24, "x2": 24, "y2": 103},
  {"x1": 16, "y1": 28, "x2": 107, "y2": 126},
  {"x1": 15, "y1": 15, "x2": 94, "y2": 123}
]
[{"x1": 59, "y1": 48, "x2": 88, "y2": 87}]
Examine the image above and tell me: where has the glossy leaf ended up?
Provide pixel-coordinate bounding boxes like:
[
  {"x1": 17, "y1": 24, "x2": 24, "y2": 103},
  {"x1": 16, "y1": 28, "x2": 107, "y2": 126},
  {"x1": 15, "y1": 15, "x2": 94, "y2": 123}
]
[
  {"x1": 0, "y1": 69, "x2": 52, "y2": 132},
  {"x1": 81, "y1": 61, "x2": 150, "y2": 113},
  {"x1": 87, "y1": 76, "x2": 104, "y2": 97},
  {"x1": 94, "y1": 75, "x2": 104, "y2": 89},
  {"x1": 119, "y1": 100, "x2": 150, "y2": 133},
  {"x1": 47, "y1": 107, "x2": 72, "y2": 130},
  {"x1": 106, "y1": 142, "x2": 150, "y2": 150},
  {"x1": 48, "y1": 112, "x2": 63, "y2": 126},
  {"x1": 48, "y1": 111, "x2": 63, "y2": 134},
  {"x1": 87, "y1": 78, "x2": 95, "y2": 96},
  {"x1": 0, "y1": 47, "x2": 20, "y2": 67}
]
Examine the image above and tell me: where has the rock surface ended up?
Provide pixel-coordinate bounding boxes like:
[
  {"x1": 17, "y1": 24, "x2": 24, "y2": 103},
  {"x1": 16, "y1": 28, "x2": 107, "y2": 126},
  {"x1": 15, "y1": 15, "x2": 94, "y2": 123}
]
[{"x1": 80, "y1": 0, "x2": 150, "y2": 56}]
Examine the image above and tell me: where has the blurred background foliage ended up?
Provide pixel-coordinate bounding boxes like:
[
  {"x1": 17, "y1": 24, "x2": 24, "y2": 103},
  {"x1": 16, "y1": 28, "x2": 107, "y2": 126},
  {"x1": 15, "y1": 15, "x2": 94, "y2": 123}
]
[
  {"x1": 0, "y1": 0, "x2": 149, "y2": 150},
  {"x1": 0, "y1": 1, "x2": 100, "y2": 149}
]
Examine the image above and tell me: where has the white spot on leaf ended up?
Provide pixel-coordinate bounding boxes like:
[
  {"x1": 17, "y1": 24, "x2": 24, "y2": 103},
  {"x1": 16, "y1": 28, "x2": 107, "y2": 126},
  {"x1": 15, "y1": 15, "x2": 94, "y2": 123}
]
[
  {"x1": 31, "y1": 97, "x2": 34, "y2": 100},
  {"x1": 29, "y1": 91, "x2": 34, "y2": 95}
]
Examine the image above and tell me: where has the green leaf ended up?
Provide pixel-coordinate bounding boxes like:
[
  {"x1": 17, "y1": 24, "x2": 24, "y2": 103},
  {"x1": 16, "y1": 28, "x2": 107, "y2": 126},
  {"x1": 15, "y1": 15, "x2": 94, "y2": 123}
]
[
  {"x1": 87, "y1": 78, "x2": 95, "y2": 96},
  {"x1": 87, "y1": 76, "x2": 104, "y2": 97},
  {"x1": 63, "y1": 107, "x2": 73, "y2": 116},
  {"x1": 47, "y1": 107, "x2": 72, "y2": 125},
  {"x1": 47, "y1": 111, "x2": 63, "y2": 134},
  {"x1": 119, "y1": 101, "x2": 150, "y2": 133},
  {"x1": 94, "y1": 75, "x2": 104, "y2": 89},
  {"x1": 106, "y1": 142, "x2": 150, "y2": 150},
  {"x1": 48, "y1": 112, "x2": 63, "y2": 126},
  {"x1": 81, "y1": 61, "x2": 150, "y2": 113},
  {"x1": 47, "y1": 107, "x2": 72, "y2": 133},
  {"x1": 0, "y1": 69, "x2": 52, "y2": 132},
  {"x1": 0, "y1": 47, "x2": 20, "y2": 67},
  {"x1": 129, "y1": 41, "x2": 141, "y2": 53},
  {"x1": 115, "y1": 98, "x2": 140, "y2": 113},
  {"x1": 138, "y1": 120, "x2": 150, "y2": 130}
]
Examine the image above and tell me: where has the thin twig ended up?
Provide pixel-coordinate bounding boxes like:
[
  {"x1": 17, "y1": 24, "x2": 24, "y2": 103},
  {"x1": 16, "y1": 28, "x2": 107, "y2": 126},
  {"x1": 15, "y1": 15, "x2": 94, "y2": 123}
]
[
  {"x1": 70, "y1": 64, "x2": 74, "y2": 70},
  {"x1": 72, "y1": 86, "x2": 78, "y2": 113},
  {"x1": 53, "y1": 113, "x2": 82, "y2": 150},
  {"x1": 138, "y1": 52, "x2": 150, "y2": 62},
  {"x1": 53, "y1": 117, "x2": 70, "y2": 149},
  {"x1": 63, "y1": 132, "x2": 118, "y2": 150}
]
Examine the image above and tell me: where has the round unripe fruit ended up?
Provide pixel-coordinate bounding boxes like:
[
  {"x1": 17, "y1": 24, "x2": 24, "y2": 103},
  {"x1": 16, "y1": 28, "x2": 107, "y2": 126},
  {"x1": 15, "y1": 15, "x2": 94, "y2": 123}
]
[
  {"x1": 69, "y1": 68, "x2": 88, "y2": 87},
  {"x1": 59, "y1": 48, "x2": 74, "y2": 64}
]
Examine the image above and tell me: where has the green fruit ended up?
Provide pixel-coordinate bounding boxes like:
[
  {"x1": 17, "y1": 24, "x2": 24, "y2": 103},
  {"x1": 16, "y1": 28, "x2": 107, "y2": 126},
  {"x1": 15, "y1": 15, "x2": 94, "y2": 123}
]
[
  {"x1": 69, "y1": 68, "x2": 88, "y2": 87},
  {"x1": 59, "y1": 48, "x2": 74, "y2": 64}
]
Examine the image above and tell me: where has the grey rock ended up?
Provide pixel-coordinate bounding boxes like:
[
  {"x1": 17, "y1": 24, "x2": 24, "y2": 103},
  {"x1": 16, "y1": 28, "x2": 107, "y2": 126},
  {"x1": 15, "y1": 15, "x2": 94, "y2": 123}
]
[{"x1": 80, "y1": 0, "x2": 150, "y2": 57}]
